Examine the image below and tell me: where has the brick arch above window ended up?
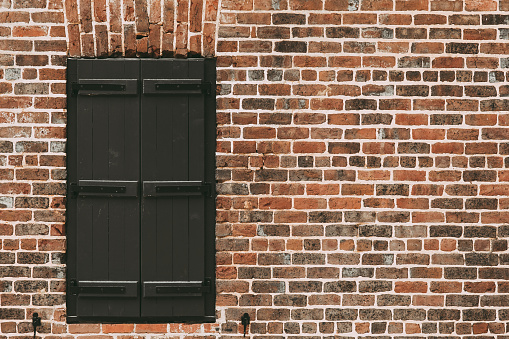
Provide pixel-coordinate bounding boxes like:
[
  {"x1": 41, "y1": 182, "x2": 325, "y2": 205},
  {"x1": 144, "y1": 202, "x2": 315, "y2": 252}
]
[{"x1": 64, "y1": 0, "x2": 219, "y2": 58}]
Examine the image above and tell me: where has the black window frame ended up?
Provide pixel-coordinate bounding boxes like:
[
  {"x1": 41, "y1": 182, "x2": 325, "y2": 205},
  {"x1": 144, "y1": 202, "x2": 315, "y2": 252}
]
[{"x1": 65, "y1": 58, "x2": 216, "y2": 323}]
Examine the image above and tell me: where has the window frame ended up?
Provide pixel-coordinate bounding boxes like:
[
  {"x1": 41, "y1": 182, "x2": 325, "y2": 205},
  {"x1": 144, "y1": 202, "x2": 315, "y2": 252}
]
[{"x1": 65, "y1": 58, "x2": 216, "y2": 323}]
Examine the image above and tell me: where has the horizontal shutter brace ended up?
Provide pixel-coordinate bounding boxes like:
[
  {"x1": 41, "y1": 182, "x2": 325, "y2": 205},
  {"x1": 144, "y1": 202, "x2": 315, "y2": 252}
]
[
  {"x1": 143, "y1": 278, "x2": 211, "y2": 297},
  {"x1": 143, "y1": 79, "x2": 212, "y2": 95},
  {"x1": 69, "y1": 280, "x2": 139, "y2": 298},
  {"x1": 70, "y1": 79, "x2": 138, "y2": 95}
]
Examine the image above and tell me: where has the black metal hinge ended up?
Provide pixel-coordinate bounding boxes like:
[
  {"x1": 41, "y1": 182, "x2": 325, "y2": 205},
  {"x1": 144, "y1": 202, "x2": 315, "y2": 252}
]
[{"x1": 71, "y1": 83, "x2": 126, "y2": 95}]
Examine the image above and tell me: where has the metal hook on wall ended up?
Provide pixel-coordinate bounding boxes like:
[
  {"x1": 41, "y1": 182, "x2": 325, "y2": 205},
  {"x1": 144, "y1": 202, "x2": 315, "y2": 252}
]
[
  {"x1": 241, "y1": 312, "x2": 250, "y2": 337},
  {"x1": 32, "y1": 312, "x2": 41, "y2": 339}
]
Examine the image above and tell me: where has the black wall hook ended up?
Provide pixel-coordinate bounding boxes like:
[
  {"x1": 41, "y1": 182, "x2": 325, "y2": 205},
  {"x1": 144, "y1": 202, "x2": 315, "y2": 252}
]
[
  {"x1": 241, "y1": 312, "x2": 250, "y2": 337},
  {"x1": 32, "y1": 312, "x2": 41, "y2": 339}
]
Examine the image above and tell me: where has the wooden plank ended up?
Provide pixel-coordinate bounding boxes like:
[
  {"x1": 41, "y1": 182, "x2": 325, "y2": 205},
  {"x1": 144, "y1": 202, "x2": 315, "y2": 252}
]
[
  {"x1": 187, "y1": 60, "x2": 205, "y2": 282},
  {"x1": 71, "y1": 59, "x2": 141, "y2": 319}
]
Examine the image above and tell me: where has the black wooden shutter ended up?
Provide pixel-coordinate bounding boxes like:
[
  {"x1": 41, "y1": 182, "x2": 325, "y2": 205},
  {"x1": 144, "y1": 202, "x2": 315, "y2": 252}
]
[
  {"x1": 67, "y1": 58, "x2": 215, "y2": 322},
  {"x1": 140, "y1": 59, "x2": 215, "y2": 319}
]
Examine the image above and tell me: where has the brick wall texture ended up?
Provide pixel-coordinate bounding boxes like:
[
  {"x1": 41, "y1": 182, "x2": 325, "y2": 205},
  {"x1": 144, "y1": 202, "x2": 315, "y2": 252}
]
[{"x1": 2, "y1": 0, "x2": 509, "y2": 337}]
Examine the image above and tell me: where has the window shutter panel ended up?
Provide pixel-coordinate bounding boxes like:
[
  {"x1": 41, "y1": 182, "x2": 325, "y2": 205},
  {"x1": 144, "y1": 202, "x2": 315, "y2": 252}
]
[
  {"x1": 140, "y1": 59, "x2": 216, "y2": 319},
  {"x1": 67, "y1": 59, "x2": 141, "y2": 321}
]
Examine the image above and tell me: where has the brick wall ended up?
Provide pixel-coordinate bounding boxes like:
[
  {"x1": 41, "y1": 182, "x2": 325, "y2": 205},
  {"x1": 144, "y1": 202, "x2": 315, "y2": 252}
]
[{"x1": 1, "y1": 0, "x2": 509, "y2": 337}]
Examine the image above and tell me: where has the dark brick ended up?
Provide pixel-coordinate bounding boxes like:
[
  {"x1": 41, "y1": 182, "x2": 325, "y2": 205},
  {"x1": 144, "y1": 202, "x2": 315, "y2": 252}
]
[
  {"x1": 362, "y1": 254, "x2": 394, "y2": 265},
  {"x1": 329, "y1": 142, "x2": 360, "y2": 154},
  {"x1": 377, "y1": 294, "x2": 410, "y2": 306},
  {"x1": 273, "y1": 13, "x2": 306, "y2": 24},
  {"x1": 464, "y1": 226, "x2": 496, "y2": 238},
  {"x1": 242, "y1": 98, "x2": 275, "y2": 110},
  {"x1": 291, "y1": 309, "x2": 323, "y2": 320},
  {"x1": 324, "y1": 281, "x2": 356, "y2": 293},
  {"x1": 32, "y1": 183, "x2": 64, "y2": 195},
  {"x1": 465, "y1": 198, "x2": 497, "y2": 210},
  {"x1": 257, "y1": 308, "x2": 290, "y2": 321},
  {"x1": 444, "y1": 267, "x2": 477, "y2": 279},
  {"x1": 396, "y1": 254, "x2": 430, "y2": 265},
  {"x1": 446, "y1": 295, "x2": 479, "y2": 307},
  {"x1": 252, "y1": 281, "x2": 285, "y2": 293},
  {"x1": 396, "y1": 85, "x2": 429, "y2": 96},
  {"x1": 292, "y1": 253, "x2": 325, "y2": 265},
  {"x1": 463, "y1": 170, "x2": 496, "y2": 182},
  {"x1": 344, "y1": 211, "x2": 376, "y2": 222},
  {"x1": 359, "y1": 309, "x2": 392, "y2": 320},
  {"x1": 0, "y1": 280, "x2": 12, "y2": 292},
  {"x1": 274, "y1": 41, "x2": 306, "y2": 53},
  {"x1": 427, "y1": 309, "x2": 461, "y2": 321},
  {"x1": 371, "y1": 322, "x2": 387, "y2": 334},
  {"x1": 376, "y1": 184, "x2": 409, "y2": 196},
  {"x1": 482, "y1": 14, "x2": 509, "y2": 25},
  {"x1": 343, "y1": 41, "x2": 376, "y2": 54},
  {"x1": 217, "y1": 183, "x2": 249, "y2": 195},
  {"x1": 273, "y1": 294, "x2": 307, "y2": 307},
  {"x1": 359, "y1": 281, "x2": 392, "y2": 293},
  {"x1": 239, "y1": 294, "x2": 271, "y2": 307},
  {"x1": 479, "y1": 268, "x2": 509, "y2": 279},
  {"x1": 342, "y1": 268, "x2": 374, "y2": 278},
  {"x1": 258, "y1": 253, "x2": 291, "y2": 265},
  {"x1": 430, "y1": 225, "x2": 462, "y2": 237},
  {"x1": 362, "y1": 113, "x2": 393, "y2": 125},
  {"x1": 257, "y1": 224, "x2": 290, "y2": 237},
  {"x1": 309, "y1": 211, "x2": 342, "y2": 223},
  {"x1": 480, "y1": 99, "x2": 509, "y2": 111},
  {"x1": 465, "y1": 253, "x2": 498, "y2": 266},
  {"x1": 431, "y1": 85, "x2": 463, "y2": 97},
  {"x1": 430, "y1": 28, "x2": 461, "y2": 39},
  {"x1": 32, "y1": 294, "x2": 65, "y2": 306},
  {"x1": 431, "y1": 198, "x2": 463, "y2": 209},
  {"x1": 0, "y1": 267, "x2": 30, "y2": 278},
  {"x1": 378, "y1": 211, "x2": 410, "y2": 223},
  {"x1": 16, "y1": 252, "x2": 48, "y2": 265},
  {"x1": 328, "y1": 253, "x2": 360, "y2": 265},
  {"x1": 431, "y1": 114, "x2": 463, "y2": 125},
  {"x1": 289, "y1": 281, "x2": 322, "y2": 293},
  {"x1": 289, "y1": 169, "x2": 322, "y2": 181},
  {"x1": 465, "y1": 86, "x2": 497, "y2": 97},
  {"x1": 326, "y1": 27, "x2": 359, "y2": 38},
  {"x1": 393, "y1": 309, "x2": 426, "y2": 321},
  {"x1": 359, "y1": 225, "x2": 392, "y2": 237},
  {"x1": 14, "y1": 197, "x2": 49, "y2": 209},
  {"x1": 345, "y1": 99, "x2": 377, "y2": 110},
  {"x1": 325, "y1": 309, "x2": 358, "y2": 321},
  {"x1": 446, "y1": 43, "x2": 479, "y2": 54},
  {"x1": 398, "y1": 56, "x2": 430, "y2": 68},
  {"x1": 325, "y1": 225, "x2": 358, "y2": 237},
  {"x1": 481, "y1": 295, "x2": 509, "y2": 307},
  {"x1": 257, "y1": 26, "x2": 290, "y2": 39},
  {"x1": 462, "y1": 309, "x2": 496, "y2": 321},
  {"x1": 0, "y1": 308, "x2": 25, "y2": 319},
  {"x1": 238, "y1": 267, "x2": 271, "y2": 280}
]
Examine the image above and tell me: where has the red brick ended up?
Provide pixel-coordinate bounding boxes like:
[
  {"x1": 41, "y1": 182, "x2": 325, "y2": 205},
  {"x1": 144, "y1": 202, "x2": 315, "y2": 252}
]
[
  {"x1": 432, "y1": 57, "x2": 464, "y2": 68},
  {"x1": 290, "y1": 0, "x2": 323, "y2": 9},
  {"x1": 329, "y1": 198, "x2": 362, "y2": 209},
  {"x1": 395, "y1": 281, "x2": 428, "y2": 293}
]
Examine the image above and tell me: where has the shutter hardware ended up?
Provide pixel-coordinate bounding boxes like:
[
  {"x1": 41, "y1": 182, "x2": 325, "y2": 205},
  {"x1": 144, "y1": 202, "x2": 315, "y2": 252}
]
[
  {"x1": 70, "y1": 184, "x2": 126, "y2": 194},
  {"x1": 71, "y1": 83, "x2": 126, "y2": 95},
  {"x1": 69, "y1": 181, "x2": 213, "y2": 197},
  {"x1": 154, "y1": 81, "x2": 212, "y2": 94},
  {"x1": 69, "y1": 279, "x2": 126, "y2": 295},
  {"x1": 143, "y1": 181, "x2": 213, "y2": 197},
  {"x1": 143, "y1": 79, "x2": 212, "y2": 95},
  {"x1": 144, "y1": 278, "x2": 212, "y2": 297}
]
